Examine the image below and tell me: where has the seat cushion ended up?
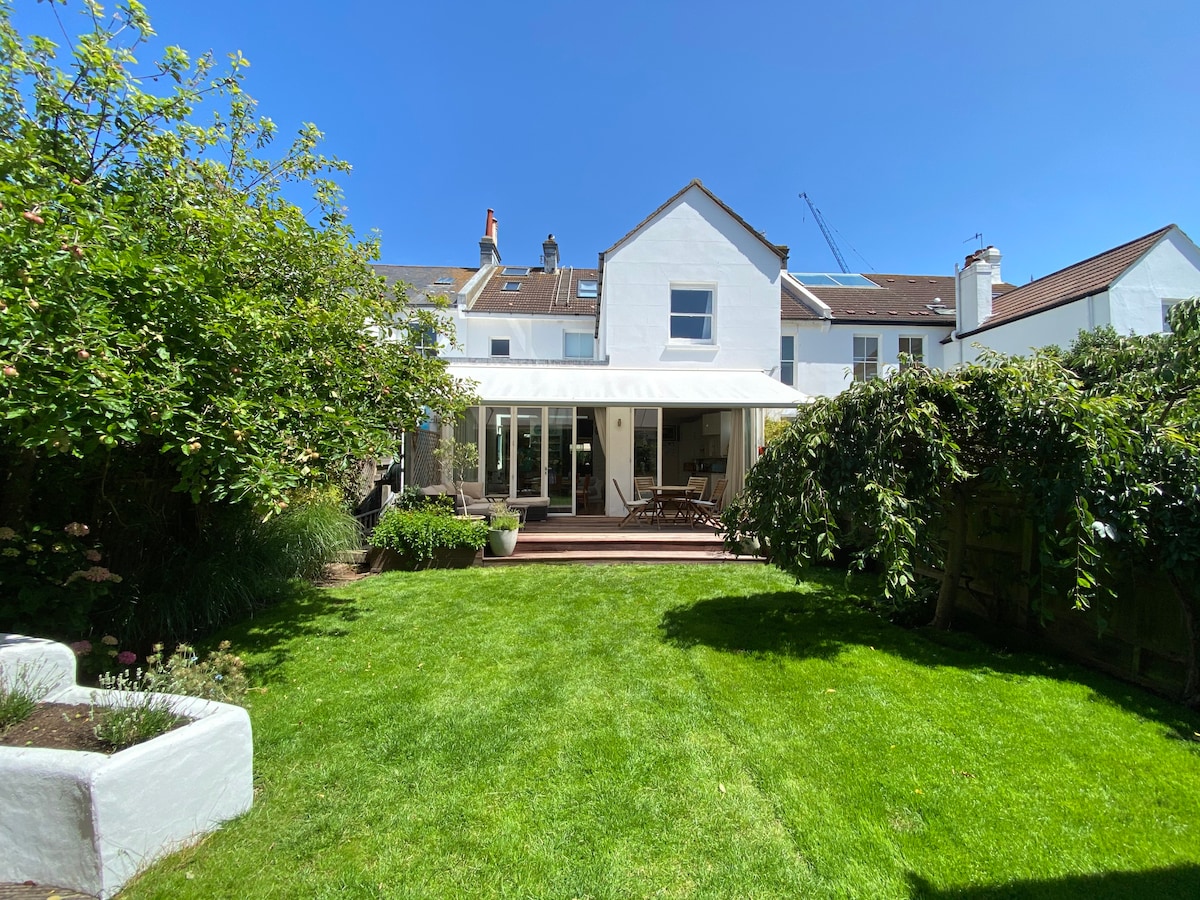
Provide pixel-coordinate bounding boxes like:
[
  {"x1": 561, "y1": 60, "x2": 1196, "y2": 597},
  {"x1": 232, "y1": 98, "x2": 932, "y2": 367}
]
[{"x1": 508, "y1": 497, "x2": 550, "y2": 521}]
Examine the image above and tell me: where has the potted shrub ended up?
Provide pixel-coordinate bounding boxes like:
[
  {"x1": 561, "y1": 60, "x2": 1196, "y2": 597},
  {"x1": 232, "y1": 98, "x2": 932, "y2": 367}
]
[
  {"x1": 368, "y1": 506, "x2": 487, "y2": 571},
  {"x1": 486, "y1": 501, "x2": 521, "y2": 558},
  {"x1": 433, "y1": 437, "x2": 480, "y2": 513}
]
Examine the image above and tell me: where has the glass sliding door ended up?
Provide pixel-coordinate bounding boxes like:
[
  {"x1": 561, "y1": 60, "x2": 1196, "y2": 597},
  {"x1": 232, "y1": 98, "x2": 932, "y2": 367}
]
[
  {"x1": 467, "y1": 404, "x2": 617, "y2": 513},
  {"x1": 633, "y1": 408, "x2": 660, "y2": 482},
  {"x1": 548, "y1": 408, "x2": 573, "y2": 513},
  {"x1": 452, "y1": 408, "x2": 480, "y2": 482},
  {"x1": 484, "y1": 406, "x2": 511, "y2": 496},
  {"x1": 516, "y1": 407, "x2": 542, "y2": 496},
  {"x1": 574, "y1": 408, "x2": 605, "y2": 515}
]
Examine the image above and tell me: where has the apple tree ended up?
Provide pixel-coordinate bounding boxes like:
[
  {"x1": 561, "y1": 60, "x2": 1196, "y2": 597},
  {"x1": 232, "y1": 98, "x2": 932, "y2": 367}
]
[{"x1": 0, "y1": 0, "x2": 471, "y2": 637}]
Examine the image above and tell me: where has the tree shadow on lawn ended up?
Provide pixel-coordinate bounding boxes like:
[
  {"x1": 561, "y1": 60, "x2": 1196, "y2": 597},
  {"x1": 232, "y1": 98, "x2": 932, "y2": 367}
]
[
  {"x1": 216, "y1": 581, "x2": 367, "y2": 686},
  {"x1": 659, "y1": 570, "x2": 1200, "y2": 737},
  {"x1": 906, "y1": 864, "x2": 1200, "y2": 900}
]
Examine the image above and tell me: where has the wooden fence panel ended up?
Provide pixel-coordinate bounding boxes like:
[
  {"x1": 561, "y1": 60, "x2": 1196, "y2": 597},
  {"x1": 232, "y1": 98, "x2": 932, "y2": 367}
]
[{"x1": 941, "y1": 489, "x2": 1188, "y2": 698}]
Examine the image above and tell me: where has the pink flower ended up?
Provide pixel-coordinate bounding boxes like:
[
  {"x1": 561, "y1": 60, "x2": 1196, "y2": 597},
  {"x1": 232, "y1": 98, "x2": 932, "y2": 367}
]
[
  {"x1": 85, "y1": 549, "x2": 102, "y2": 562},
  {"x1": 117, "y1": 650, "x2": 137, "y2": 665},
  {"x1": 70, "y1": 640, "x2": 92, "y2": 656},
  {"x1": 63, "y1": 522, "x2": 90, "y2": 537}
]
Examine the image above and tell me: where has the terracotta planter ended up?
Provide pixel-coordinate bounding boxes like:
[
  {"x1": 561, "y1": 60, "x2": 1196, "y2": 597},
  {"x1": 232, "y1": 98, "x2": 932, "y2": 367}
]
[{"x1": 0, "y1": 635, "x2": 253, "y2": 899}]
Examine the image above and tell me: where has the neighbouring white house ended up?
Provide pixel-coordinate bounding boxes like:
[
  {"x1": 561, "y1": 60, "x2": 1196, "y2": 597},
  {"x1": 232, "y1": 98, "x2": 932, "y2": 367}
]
[{"x1": 375, "y1": 181, "x2": 1200, "y2": 517}]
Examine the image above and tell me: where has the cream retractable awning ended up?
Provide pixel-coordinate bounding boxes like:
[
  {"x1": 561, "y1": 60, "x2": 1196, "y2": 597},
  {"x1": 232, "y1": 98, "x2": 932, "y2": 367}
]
[{"x1": 447, "y1": 364, "x2": 808, "y2": 408}]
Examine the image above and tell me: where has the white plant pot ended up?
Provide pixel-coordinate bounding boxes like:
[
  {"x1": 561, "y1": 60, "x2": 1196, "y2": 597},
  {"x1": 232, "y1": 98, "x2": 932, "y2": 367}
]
[
  {"x1": 487, "y1": 527, "x2": 519, "y2": 557},
  {"x1": 0, "y1": 635, "x2": 253, "y2": 899}
]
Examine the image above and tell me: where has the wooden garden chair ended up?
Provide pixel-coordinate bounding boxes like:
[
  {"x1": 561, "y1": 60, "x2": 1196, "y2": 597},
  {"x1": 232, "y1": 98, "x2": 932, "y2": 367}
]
[
  {"x1": 690, "y1": 477, "x2": 727, "y2": 527},
  {"x1": 612, "y1": 479, "x2": 653, "y2": 527}
]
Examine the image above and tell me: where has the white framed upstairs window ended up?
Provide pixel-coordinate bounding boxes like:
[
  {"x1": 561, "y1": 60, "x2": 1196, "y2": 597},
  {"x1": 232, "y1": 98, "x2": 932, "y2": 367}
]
[
  {"x1": 564, "y1": 330, "x2": 594, "y2": 359},
  {"x1": 1163, "y1": 299, "x2": 1182, "y2": 333},
  {"x1": 669, "y1": 286, "x2": 714, "y2": 342},
  {"x1": 490, "y1": 337, "x2": 510, "y2": 357},
  {"x1": 412, "y1": 323, "x2": 438, "y2": 358},
  {"x1": 898, "y1": 335, "x2": 924, "y2": 369},
  {"x1": 780, "y1": 335, "x2": 795, "y2": 386},
  {"x1": 853, "y1": 335, "x2": 879, "y2": 381}
]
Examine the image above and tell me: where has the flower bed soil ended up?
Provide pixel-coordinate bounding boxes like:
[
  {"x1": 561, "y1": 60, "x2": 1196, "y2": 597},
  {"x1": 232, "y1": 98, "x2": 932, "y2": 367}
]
[{"x1": 0, "y1": 702, "x2": 188, "y2": 753}]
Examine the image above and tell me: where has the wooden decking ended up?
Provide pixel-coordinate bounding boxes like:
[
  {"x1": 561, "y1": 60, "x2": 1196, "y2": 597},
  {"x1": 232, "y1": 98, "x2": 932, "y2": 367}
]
[{"x1": 485, "y1": 515, "x2": 764, "y2": 566}]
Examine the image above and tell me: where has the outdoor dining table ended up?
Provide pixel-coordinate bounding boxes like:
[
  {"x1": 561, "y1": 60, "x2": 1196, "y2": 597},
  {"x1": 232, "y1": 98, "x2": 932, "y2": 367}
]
[{"x1": 648, "y1": 485, "x2": 701, "y2": 523}]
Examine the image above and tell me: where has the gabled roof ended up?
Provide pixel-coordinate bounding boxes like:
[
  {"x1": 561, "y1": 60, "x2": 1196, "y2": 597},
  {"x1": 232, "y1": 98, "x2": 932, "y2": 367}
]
[
  {"x1": 472, "y1": 267, "x2": 599, "y2": 316},
  {"x1": 601, "y1": 179, "x2": 789, "y2": 263},
  {"x1": 373, "y1": 265, "x2": 476, "y2": 304},
  {"x1": 960, "y1": 225, "x2": 1176, "y2": 337}
]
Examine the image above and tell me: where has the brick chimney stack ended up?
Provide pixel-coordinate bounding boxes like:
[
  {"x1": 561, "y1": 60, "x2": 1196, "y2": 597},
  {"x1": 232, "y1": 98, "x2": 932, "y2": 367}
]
[
  {"x1": 543, "y1": 234, "x2": 559, "y2": 274},
  {"x1": 479, "y1": 209, "x2": 501, "y2": 268}
]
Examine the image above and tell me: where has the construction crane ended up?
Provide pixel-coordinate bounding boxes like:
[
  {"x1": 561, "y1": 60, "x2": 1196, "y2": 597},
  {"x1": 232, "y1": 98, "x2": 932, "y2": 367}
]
[{"x1": 799, "y1": 192, "x2": 849, "y2": 273}]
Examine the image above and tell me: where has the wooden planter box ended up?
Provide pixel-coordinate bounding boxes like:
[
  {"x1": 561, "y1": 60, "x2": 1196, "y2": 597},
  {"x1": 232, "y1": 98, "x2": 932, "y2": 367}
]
[
  {"x1": 0, "y1": 635, "x2": 253, "y2": 899},
  {"x1": 369, "y1": 545, "x2": 483, "y2": 572}
]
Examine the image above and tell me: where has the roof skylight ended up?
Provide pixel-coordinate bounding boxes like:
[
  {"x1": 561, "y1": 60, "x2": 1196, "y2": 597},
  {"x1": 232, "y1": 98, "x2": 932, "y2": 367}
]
[
  {"x1": 577, "y1": 279, "x2": 598, "y2": 298},
  {"x1": 792, "y1": 273, "x2": 879, "y2": 288},
  {"x1": 433, "y1": 276, "x2": 454, "y2": 285},
  {"x1": 502, "y1": 267, "x2": 530, "y2": 276},
  {"x1": 502, "y1": 281, "x2": 521, "y2": 292}
]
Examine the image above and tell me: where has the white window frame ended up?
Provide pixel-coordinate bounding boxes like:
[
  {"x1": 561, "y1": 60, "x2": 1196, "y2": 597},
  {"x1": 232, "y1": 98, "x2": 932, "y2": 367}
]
[
  {"x1": 490, "y1": 337, "x2": 511, "y2": 358},
  {"x1": 669, "y1": 284, "x2": 716, "y2": 343},
  {"x1": 1163, "y1": 299, "x2": 1182, "y2": 333},
  {"x1": 853, "y1": 335, "x2": 880, "y2": 381},
  {"x1": 780, "y1": 334, "x2": 795, "y2": 386},
  {"x1": 412, "y1": 323, "x2": 438, "y2": 358},
  {"x1": 563, "y1": 330, "x2": 594, "y2": 360},
  {"x1": 898, "y1": 335, "x2": 924, "y2": 369}
]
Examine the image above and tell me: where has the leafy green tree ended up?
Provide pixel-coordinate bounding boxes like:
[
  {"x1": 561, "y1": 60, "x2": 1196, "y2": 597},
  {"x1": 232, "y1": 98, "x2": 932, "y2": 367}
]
[
  {"x1": 0, "y1": 0, "x2": 471, "y2": 637},
  {"x1": 1056, "y1": 306, "x2": 1200, "y2": 702},
  {"x1": 727, "y1": 302, "x2": 1200, "y2": 703}
]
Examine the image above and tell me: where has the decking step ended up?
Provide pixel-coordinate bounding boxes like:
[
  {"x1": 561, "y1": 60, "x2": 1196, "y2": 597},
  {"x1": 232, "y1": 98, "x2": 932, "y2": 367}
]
[
  {"x1": 483, "y1": 520, "x2": 762, "y2": 565},
  {"x1": 485, "y1": 548, "x2": 762, "y2": 565}
]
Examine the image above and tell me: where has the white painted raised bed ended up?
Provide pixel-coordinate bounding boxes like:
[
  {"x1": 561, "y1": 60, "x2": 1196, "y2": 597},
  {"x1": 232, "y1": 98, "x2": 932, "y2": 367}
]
[{"x1": 0, "y1": 634, "x2": 253, "y2": 899}]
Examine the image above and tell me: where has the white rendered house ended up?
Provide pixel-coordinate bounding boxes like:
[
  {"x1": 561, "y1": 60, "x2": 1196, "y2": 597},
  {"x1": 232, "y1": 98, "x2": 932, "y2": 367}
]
[{"x1": 376, "y1": 183, "x2": 1200, "y2": 517}]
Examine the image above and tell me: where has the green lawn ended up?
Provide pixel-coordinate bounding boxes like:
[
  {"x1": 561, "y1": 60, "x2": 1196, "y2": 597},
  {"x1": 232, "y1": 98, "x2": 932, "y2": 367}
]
[{"x1": 123, "y1": 565, "x2": 1200, "y2": 899}]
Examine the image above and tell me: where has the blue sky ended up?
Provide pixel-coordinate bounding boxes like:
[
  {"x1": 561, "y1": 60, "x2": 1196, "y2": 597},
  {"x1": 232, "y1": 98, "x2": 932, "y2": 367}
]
[{"x1": 17, "y1": 0, "x2": 1200, "y2": 282}]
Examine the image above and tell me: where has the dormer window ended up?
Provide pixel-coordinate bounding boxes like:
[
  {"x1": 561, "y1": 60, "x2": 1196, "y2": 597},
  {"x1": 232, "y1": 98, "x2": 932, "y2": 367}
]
[
  {"x1": 502, "y1": 281, "x2": 521, "y2": 292},
  {"x1": 577, "y1": 279, "x2": 598, "y2": 299}
]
